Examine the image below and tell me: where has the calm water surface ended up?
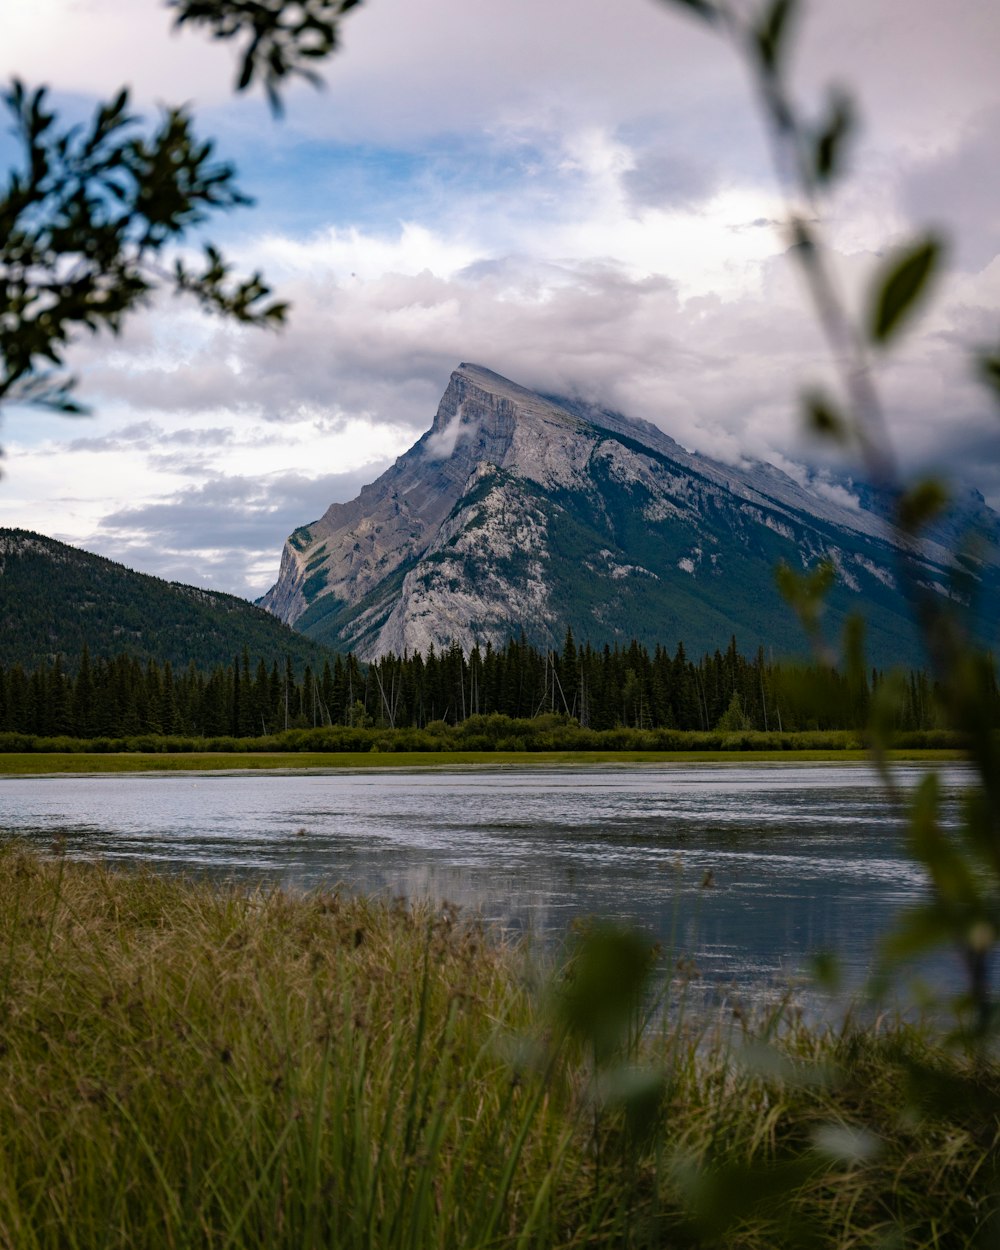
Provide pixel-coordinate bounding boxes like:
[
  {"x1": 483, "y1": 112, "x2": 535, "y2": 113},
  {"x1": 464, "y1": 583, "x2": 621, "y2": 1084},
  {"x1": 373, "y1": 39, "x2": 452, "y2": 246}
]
[{"x1": 0, "y1": 762, "x2": 968, "y2": 999}]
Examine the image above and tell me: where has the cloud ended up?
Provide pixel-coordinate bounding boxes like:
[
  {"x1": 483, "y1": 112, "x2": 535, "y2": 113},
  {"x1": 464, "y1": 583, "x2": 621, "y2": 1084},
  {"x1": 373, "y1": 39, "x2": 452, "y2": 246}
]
[
  {"x1": 0, "y1": 393, "x2": 408, "y2": 595},
  {"x1": 622, "y1": 150, "x2": 718, "y2": 213},
  {"x1": 67, "y1": 422, "x2": 236, "y2": 454},
  {"x1": 900, "y1": 106, "x2": 1000, "y2": 271},
  {"x1": 5, "y1": 1, "x2": 994, "y2": 149},
  {"x1": 52, "y1": 216, "x2": 998, "y2": 495},
  {"x1": 91, "y1": 465, "x2": 393, "y2": 597}
]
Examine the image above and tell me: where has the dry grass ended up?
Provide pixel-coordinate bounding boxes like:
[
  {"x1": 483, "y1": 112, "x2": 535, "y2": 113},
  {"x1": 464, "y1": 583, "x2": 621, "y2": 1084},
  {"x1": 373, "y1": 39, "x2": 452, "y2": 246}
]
[{"x1": 0, "y1": 845, "x2": 996, "y2": 1248}]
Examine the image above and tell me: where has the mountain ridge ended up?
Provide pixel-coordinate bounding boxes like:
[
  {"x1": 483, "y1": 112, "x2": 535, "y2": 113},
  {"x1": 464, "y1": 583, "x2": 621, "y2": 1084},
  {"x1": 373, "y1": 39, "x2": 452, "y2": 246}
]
[{"x1": 259, "y1": 363, "x2": 1000, "y2": 666}]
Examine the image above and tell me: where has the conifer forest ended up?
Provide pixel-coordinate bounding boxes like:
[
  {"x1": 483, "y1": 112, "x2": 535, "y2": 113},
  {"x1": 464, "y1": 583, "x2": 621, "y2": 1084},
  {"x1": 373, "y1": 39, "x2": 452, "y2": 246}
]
[{"x1": 0, "y1": 632, "x2": 980, "y2": 742}]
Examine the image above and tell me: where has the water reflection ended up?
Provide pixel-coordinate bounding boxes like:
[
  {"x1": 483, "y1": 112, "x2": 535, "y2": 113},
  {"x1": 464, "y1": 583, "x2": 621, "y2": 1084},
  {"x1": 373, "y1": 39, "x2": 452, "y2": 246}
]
[{"x1": 0, "y1": 762, "x2": 966, "y2": 997}]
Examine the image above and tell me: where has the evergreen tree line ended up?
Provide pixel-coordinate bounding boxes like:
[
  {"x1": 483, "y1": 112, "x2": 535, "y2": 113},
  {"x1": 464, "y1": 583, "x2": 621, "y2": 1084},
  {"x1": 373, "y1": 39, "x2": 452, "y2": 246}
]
[{"x1": 1, "y1": 632, "x2": 986, "y2": 741}]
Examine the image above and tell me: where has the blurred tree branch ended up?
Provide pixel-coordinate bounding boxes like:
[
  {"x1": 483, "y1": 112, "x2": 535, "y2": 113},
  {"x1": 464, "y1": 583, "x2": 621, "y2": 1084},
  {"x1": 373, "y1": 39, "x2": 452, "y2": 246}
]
[
  {"x1": 0, "y1": 0, "x2": 363, "y2": 418},
  {"x1": 169, "y1": 0, "x2": 362, "y2": 116}
]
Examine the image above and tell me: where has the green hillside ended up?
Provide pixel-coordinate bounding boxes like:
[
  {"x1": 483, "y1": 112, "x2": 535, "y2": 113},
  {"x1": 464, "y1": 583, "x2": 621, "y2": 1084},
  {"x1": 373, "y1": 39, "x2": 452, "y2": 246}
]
[{"x1": 0, "y1": 529, "x2": 334, "y2": 673}]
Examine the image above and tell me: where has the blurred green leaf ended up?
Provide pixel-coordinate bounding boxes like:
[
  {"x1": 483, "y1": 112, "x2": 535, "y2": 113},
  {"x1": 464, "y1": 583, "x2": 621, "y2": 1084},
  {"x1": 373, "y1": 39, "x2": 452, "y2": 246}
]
[
  {"x1": 810, "y1": 950, "x2": 842, "y2": 991},
  {"x1": 906, "y1": 773, "x2": 982, "y2": 910},
  {"x1": 978, "y1": 349, "x2": 1000, "y2": 406},
  {"x1": 738, "y1": 1039, "x2": 838, "y2": 1089},
  {"x1": 896, "y1": 478, "x2": 949, "y2": 534},
  {"x1": 868, "y1": 668, "x2": 909, "y2": 753},
  {"x1": 959, "y1": 784, "x2": 1000, "y2": 878},
  {"x1": 813, "y1": 89, "x2": 853, "y2": 185},
  {"x1": 657, "y1": 0, "x2": 719, "y2": 22},
  {"x1": 557, "y1": 926, "x2": 654, "y2": 1066},
  {"x1": 868, "y1": 236, "x2": 943, "y2": 346},
  {"x1": 0, "y1": 79, "x2": 286, "y2": 413},
  {"x1": 901, "y1": 1053, "x2": 1000, "y2": 1124},
  {"x1": 679, "y1": 1153, "x2": 823, "y2": 1244},
  {"x1": 811, "y1": 1123, "x2": 881, "y2": 1164},
  {"x1": 775, "y1": 558, "x2": 836, "y2": 643},
  {"x1": 169, "y1": 0, "x2": 363, "y2": 115},
  {"x1": 802, "y1": 387, "x2": 848, "y2": 441},
  {"x1": 596, "y1": 1064, "x2": 667, "y2": 1144},
  {"x1": 881, "y1": 902, "x2": 956, "y2": 964},
  {"x1": 753, "y1": 0, "x2": 800, "y2": 74}
]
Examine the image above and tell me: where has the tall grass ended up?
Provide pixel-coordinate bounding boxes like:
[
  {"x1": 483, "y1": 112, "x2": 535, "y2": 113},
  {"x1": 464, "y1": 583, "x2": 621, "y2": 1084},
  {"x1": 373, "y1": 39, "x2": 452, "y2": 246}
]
[{"x1": 0, "y1": 845, "x2": 996, "y2": 1247}]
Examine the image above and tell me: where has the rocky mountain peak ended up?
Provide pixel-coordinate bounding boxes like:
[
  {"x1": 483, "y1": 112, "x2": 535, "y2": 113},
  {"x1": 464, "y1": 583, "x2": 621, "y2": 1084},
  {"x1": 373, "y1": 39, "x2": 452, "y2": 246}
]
[
  {"x1": 257, "y1": 362, "x2": 604, "y2": 633},
  {"x1": 417, "y1": 364, "x2": 519, "y2": 472},
  {"x1": 416, "y1": 362, "x2": 596, "y2": 482},
  {"x1": 260, "y1": 364, "x2": 1000, "y2": 664}
]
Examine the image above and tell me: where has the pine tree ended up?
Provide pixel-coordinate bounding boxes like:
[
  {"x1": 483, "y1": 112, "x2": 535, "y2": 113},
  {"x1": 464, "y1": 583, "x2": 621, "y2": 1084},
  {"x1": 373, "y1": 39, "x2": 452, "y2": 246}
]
[
  {"x1": 143, "y1": 660, "x2": 163, "y2": 735},
  {"x1": 161, "y1": 661, "x2": 179, "y2": 735},
  {"x1": 237, "y1": 649, "x2": 255, "y2": 737},
  {"x1": 320, "y1": 660, "x2": 335, "y2": 727},
  {"x1": 269, "y1": 661, "x2": 283, "y2": 731},
  {"x1": 202, "y1": 668, "x2": 228, "y2": 736},
  {"x1": 71, "y1": 646, "x2": 95, "y2": 737},
  {"x1": 6, "y1": 666, "x2": 29, "y2": 733},
  {"x1": 45, "y1": 658, "x2": 72, "y2": 736},
  {"x1": 716, "y1": 690, "x2": 752, "y2": 732}
]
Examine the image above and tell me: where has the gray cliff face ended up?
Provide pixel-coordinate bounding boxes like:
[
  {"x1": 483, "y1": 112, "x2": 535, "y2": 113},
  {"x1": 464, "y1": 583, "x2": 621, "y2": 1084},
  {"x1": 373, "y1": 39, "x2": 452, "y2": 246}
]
[
  {"x1": 258, "y1": 364, "x2": 605, "y2": 650},
  {"x1": 260, "y1": 363, "x2": 1000, "y2": 664}
]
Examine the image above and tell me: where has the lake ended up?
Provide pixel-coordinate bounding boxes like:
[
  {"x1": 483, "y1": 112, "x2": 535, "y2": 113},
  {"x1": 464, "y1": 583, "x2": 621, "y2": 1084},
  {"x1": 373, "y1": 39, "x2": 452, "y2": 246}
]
[{"x1": 0, "y1": 761, "x2": 967, "y2": 1004}]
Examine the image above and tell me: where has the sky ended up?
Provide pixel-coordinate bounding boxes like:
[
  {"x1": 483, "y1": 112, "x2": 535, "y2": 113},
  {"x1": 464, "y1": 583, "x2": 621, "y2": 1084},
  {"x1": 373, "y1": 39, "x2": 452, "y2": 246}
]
[{"x1": 1, "y1": 0, "x2": 998, "y2": 599}]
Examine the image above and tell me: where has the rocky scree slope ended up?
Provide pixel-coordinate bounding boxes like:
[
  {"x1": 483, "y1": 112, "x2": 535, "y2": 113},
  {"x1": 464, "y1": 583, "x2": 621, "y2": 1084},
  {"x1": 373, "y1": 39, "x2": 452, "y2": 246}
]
[{"x1": 260, "y1": 364, "x2": 1000, "y2": 665}]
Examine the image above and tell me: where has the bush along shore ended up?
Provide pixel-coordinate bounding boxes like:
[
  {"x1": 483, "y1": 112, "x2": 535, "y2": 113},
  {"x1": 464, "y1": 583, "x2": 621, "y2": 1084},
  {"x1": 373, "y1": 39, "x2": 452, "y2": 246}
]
[
  {"x1": 0, "y1": 715, "x2": 966, "y2": 758},
  {"x1": 0, "y1": 845, "x2": 997, "y2": 1249}
]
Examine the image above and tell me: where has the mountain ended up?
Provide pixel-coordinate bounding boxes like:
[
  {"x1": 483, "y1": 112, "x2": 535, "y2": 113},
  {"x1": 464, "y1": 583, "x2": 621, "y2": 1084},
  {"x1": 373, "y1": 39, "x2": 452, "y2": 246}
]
[
  {"x1": 0, "y1": 529, "x2": 334, "y2": 673},
  {"x1": 260, "y1": 364, "x2": 1000, "y2": 666}
]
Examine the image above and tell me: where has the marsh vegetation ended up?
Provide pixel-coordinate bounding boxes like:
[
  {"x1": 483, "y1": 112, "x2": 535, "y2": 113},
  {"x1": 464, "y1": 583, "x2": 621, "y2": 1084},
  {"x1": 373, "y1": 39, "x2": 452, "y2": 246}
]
[{"x1": 0, "y1": 845, "x2": 995, "y2": 1248}]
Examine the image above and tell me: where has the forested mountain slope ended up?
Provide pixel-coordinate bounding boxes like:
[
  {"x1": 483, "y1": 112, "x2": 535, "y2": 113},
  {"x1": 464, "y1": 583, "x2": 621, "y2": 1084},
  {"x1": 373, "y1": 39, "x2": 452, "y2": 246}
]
[{"x1": 0, "y1": 529, "x2": 333, "y2": 672}]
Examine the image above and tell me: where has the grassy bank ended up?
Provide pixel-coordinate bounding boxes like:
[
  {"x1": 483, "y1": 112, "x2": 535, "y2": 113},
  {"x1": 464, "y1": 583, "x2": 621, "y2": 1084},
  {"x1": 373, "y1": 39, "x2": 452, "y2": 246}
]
[
  {"x1": 0, "y1": 747, "x2": 964, "y2": 774},
  {"x1": 0, "y1": 847, "x2": 995, "y2": 1247}
]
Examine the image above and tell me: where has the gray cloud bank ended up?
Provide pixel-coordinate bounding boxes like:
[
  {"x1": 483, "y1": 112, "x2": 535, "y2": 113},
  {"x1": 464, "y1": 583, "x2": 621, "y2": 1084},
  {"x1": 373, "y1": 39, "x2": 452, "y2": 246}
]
[
  {"x1": 90, "y1": 466, "x2": 389, "y2": 598},
  {"x1": 80, "y1": 239, "x2": 998, "y2": 468}
]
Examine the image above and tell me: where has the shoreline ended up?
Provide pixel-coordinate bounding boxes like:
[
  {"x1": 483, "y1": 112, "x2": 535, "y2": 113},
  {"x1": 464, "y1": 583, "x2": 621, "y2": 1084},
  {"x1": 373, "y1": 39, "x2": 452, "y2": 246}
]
[{"x1": 0, "y1": 747, "x2": 964, "y2": 774}]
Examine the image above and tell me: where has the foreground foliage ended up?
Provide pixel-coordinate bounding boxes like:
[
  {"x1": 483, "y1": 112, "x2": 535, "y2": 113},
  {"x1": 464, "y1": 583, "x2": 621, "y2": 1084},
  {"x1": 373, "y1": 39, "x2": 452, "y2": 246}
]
[{"x1": 0, "y1": 847, "x2": 996, "y2": 1248}]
